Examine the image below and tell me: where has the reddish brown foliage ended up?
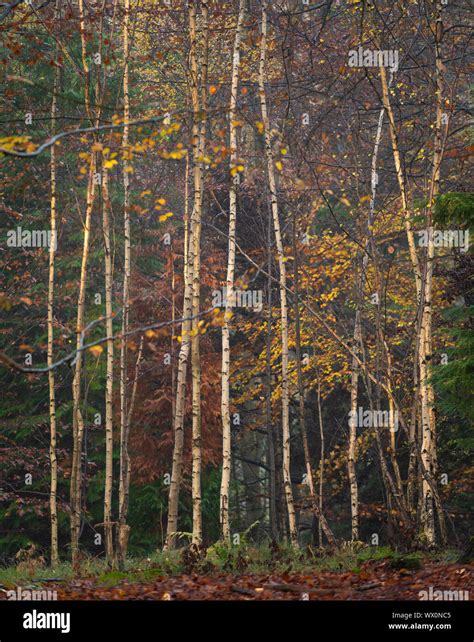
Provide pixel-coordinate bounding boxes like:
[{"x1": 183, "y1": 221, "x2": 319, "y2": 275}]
[{"x1": 33, "y1": 562, "x2": 474, "y2": 602}]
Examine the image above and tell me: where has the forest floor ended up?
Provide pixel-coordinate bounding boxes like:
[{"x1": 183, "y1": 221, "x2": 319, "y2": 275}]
[
  {"x1": 50, "y1": 560, "x2": 473, "y2": 601},
  {"x1": 1, "y1": 546, "x2": 473, "y2": 601}
]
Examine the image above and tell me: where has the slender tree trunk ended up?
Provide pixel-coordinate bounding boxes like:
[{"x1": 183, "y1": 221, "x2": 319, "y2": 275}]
[
  {"x1": 128, "y1": 336, "x2": 144, "y2": 429},
  {"x1": 118, "y1": 0, "x2": 131, "y2": 571},
  {"x1": 379, "y1": 65, "x2": 422, "y2": 516},
  {"x1": 70, "y1": 158, "x2": 96, "y2": 568},
  {"x1": 258, "y1": 0, "x2": 298, "y2": 547},
  {"x1": 266, "y1": 207, "x2": 278, "y2": 541},
  {"x1": 380, "y1": 33, "x2": 447, "y2": 544},
  {"x1": 419, "y1": 1, "x2": 447, "y2": 547},
  {"x1": 70, "y1": 0, "x2": 100, "y2": 570},
  {"x1": 385, "y1": 346, "x2": 405, "y2": 502},
  {"x1": 164, "y1": 135, "x2": 196, "y2": 550},
  {"x1": 220, "y1": 0, "x2": 245, "y2": 544},
  {"x1": 348, "y1": 322, "x2": 361, "y2": 542},
  {"x1": 101, "y1": 164, "x2": 114, "y2": 566},
  {"x1": 379, "y1": 66, "x2": 422, "y2": 294},
  {"x1": 347, "y1": 98, "x2": 385, "y2": 541},
  {"x1": 48, "y1": 6, "x2": 60, "y2": 565},
  {"x1": 316, "y1": 372, "x2": 325, "y2": 546},
  {"x1": 189, "y1": 0, "x2": 208, "y2": 547},
  {"x1": 293, "y1": 219, "x2": 336, "y2": 546}
]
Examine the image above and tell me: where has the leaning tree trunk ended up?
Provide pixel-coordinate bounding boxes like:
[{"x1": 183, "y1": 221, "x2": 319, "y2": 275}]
[
  {"x1": 258, "y1": 0, "x2": 298, "y2": 547},
  {"x1": 220, "y1": 0, "x2": 246, "y2": 544},
  {"x1": 379, "y1": 64, "x2": 422, "y2": 515}
]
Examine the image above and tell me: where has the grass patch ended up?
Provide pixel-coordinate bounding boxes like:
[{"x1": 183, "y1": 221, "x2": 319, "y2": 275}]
[{"x1": 0, "y1": 545, "x2": 463, "y2": 588}]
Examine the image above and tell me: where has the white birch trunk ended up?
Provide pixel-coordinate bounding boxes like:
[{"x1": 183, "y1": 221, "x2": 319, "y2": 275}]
[
  {"x1": 48, "y1": 16, "x2": 60, "y2": 565},
  {"x1": 258, "y1": 0, "x2": 298, "y2": 547},
  {"x1": 118, "y1": 0, "x2": 131, "y2": 569},
  {"x1": 102, "y1": 165, "x2": 114, "y2": 565},
  {"x1": 220, "y1": 0, "x2": 246, "y2": 544}
]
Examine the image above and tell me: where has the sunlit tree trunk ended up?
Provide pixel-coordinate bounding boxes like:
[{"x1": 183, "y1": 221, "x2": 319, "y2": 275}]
[
  {"x1": 118, "y1": 0, "x2": 131, "y2": 571},
  {"x1": 348, "y1": 322, "x2": 361, "y2": 542},
  {"x1": 70, "y1": 158, "x2": 96, "y2": 568},
  {"x1": 101, "y1": 164, "x2": 114, "y2": 565},
  {"x1": 380, "y1": 38, "x2": 447, "y2": 544},
  {"x1": 220, "y1": 0, "x2": 245, "y2": 544},
  {"x1": 347, "y1": 97, "x2": 385, "y2": 541},
  {"x1": 70, "y1": 0, "x2": 97, "y2": 570},
  {"x1": 188, "y1": 0, "x2": 209, "y2": 547},
  {"x1": 419, "y1": 1, "x2": 447, "y2": 547},
  {"x1": 165, "y1": 146, "x2": 195, "y2": 550},
  {"x1": 48, "y1": 3, "x2": 60, "y2": 565},
  {"x1": 266, "y1": 213, "x2": 278, "y2": 541},
  {"x1": 379, "y1": 67, "x2": 422, "y2": 294},
  {"x1": 379, "y1": 65, "x2": 421, "y2": 514},
  {"x1": 258, "y1": 0, "x2": 298, "y2": 547}
]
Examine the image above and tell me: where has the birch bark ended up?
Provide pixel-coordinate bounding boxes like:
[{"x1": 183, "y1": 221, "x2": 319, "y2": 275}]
[
  {"x1": 101, "y1": 164, "x2": 114, "y2": 565},
  {"x1": 220, "y1": 0, "x2": 246, "y2": 544},
  {"x1": 48, "y1": 1, "x2": 60, "y2": 565},
  {"x1": 258, "y1": 0, "x2": 298, "y2": 547},
  {"x1": 118, "y1": 0, "x2": 131, "y2": 569}
]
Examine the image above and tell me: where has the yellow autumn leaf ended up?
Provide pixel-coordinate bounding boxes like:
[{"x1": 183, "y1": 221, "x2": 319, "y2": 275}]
[
  {"x1": 275, "y1": 160, "x2": 283, "y2": 171},
  {"x1": 103, "y1": 159, "x2": 118, "y2": 169},
  {"x1": 89, "y1": 345, "x2": 103, "y2": 357}
]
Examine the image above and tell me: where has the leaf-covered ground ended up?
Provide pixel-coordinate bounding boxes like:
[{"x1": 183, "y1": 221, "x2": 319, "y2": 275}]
[{"x1": 46, "y1": 560, "x2": 473, "y2": 601}]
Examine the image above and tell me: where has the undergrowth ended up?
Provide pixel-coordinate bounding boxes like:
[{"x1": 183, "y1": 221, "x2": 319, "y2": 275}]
[{"x1": 0, "y1": 542, "x2": 463, "y2": 589}]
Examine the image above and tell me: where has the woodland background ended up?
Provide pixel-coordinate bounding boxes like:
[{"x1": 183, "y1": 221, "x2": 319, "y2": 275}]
[{"x1": 0, "y1": 0, "x2": 472, "y2": 578}]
